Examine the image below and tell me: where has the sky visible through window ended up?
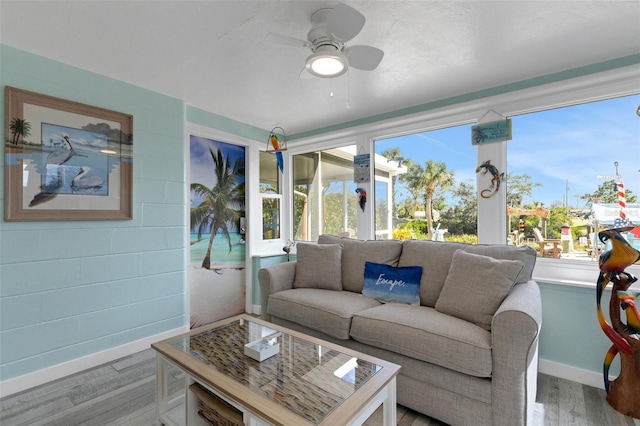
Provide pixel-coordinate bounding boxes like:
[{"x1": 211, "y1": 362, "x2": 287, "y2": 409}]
[{"x1": 376, "y1": 94, "x2": 640, "y2": 209}]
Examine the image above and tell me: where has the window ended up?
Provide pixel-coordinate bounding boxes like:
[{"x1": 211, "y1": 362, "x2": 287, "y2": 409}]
[
  {"x1": 374, "y1": 178, "x2": 390, "y2": 239},
  {"x1": 259, "y1": 150, "x2": 279, "y2": 194},
  {"x1": 506, "y1": 94, "x2": 640, "y2": 263},
  {"x1": 292, "y1": 146, "x2": 358, "y2": 241},
  {"x1": 261, "y1": 196, "x2": 280, "y2": 240},
  {"x1": 375, "y1": 124, "x2": 477, "y2": 242},
  {"x1": 290, "y1": 145, "x2": 411, "y2": 241},
  {"x1": 259, "y1": 151, "x2": 282, "y2": 243}
]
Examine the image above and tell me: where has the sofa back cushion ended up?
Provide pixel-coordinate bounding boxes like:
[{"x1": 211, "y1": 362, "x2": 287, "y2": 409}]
[
  {"x1": 293, "y1": 243, "x2": 342, "y2": 290},
  {"x1": 318, "y1": 235, "x2": 403, "y2": 293},
  {"x1": 398, "y1": 240, "x2": 536, "y2": 307},
  {"x1": 435, "y1": 250, "x2": 525, "y2": 330}
]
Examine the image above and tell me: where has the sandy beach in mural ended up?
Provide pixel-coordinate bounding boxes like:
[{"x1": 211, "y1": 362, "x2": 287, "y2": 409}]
[
  {"x1": 189, "y1": 264, "x2": 245, "y2": 327},
  {"x1": 189, "y1": 231, "x2": 246, "y2": 327}
]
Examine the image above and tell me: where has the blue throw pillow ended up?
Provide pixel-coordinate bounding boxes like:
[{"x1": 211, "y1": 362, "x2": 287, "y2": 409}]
[{"x1": 362, "y1": 261, "x2": 422, "y2": 305}]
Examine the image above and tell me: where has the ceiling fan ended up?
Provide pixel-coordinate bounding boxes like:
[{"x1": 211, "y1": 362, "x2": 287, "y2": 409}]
[{"x1": 266, "y1": 3, "x2": 384, "y2": 78}]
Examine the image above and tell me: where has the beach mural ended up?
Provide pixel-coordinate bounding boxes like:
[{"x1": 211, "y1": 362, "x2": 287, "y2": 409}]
[{"x1": 189, "y1": 135, "x2": 246, "y2": 327}]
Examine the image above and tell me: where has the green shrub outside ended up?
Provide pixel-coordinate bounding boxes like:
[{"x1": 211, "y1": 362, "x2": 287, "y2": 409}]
[{"x1": 444, "y1": 234, "x2": 478, "y2": 244}]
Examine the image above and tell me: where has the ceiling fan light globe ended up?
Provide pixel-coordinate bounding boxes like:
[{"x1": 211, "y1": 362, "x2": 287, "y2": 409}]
[
  {"x1": 305, "y1": 51, "x2": 348, "y2": 78},
  {"x1": 310, "y1": 57, "x2": 345, "y2": 75}
]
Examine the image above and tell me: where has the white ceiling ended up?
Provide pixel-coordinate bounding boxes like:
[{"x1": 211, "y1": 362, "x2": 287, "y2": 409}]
[{"x1": 1, "y1": 1, "x2": 639, "y2": 136}]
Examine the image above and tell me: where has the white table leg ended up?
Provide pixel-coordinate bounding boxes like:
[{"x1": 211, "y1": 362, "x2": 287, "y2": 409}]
[
  {"x1": 155, "y1": 354, "x2": 167, "y2": 426},
  {"x1": 382, "y1": 377, "x2": 397, "y2": 426}
]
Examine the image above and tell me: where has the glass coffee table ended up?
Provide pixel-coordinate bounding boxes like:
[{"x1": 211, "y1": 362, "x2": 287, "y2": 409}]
[{"x1": 152, "y1": 314, "x2": 400, "y2": 426}]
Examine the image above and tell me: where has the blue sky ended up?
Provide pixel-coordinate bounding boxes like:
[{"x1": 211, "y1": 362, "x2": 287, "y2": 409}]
[
  {"x1": 43, "y1": 124, "x2": 107, "y2": 151},
  {"x1": 189, "y1": 135, "x2": 245, "y2": 208},
  {"x1": 376, "y1": 94, "x2": 640, "y2": 208}
]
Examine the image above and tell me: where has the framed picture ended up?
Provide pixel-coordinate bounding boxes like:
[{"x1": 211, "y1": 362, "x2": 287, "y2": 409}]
[{"x1": 4, "y1": 87, "x2": 133, "y2": 221}]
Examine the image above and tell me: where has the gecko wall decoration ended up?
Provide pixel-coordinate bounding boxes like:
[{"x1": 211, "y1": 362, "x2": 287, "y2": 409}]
[{"x1": 475, "y1": 160, "x2": 504, "y2": 199}]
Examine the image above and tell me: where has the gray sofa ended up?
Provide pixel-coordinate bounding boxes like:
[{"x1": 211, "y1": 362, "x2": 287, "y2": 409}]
[{"x1": 259, "y1": 235, "x2": 542, "y2": 426}]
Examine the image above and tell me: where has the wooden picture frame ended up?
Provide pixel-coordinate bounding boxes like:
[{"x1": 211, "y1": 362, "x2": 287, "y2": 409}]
[{"x1": 4, "y1": 87, "x2": 133, "y2": 221}]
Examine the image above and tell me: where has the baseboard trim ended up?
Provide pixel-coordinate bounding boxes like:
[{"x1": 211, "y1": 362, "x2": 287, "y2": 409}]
[
  {"x1": 252, "y1": 304, "x2": 261, "y2": 316},
  {"x1": 0, "y1": 326, "x2": 187, "y2": 399},
  {"x1": 539, "y1": 358, "x2": 607, "y2": 390}
]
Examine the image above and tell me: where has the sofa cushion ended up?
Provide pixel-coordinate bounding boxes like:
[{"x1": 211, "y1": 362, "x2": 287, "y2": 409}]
[
  {"x1": 293, "y1": 243, "x2": 342, "y2": 290},
  {"x1": 435, "y1": 250, "x2": 524, "y2": 330},
  {"x1": 318, "y1": 235, "x2": 403, "y2": 293},
  {"x1": 267, "y1": 288, "x2": 381, "y2": 340},
  {"x1": 398, "y1": 240, "x2": 536, "y2": 307},
  {"x1": 351, "y1": 303, "x2": 492, "y2": 377},
  {"x1": 362, "y1": 262, "x2": 422, "y2": 305}
]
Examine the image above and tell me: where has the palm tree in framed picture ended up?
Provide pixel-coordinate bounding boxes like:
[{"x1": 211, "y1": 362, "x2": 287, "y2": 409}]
[
  {"x1": 191, "y1": 148, "x2": 245, "y2": 270},
  {"x1": 8, "y1": 118, "x2": 31, "y2": 145}
]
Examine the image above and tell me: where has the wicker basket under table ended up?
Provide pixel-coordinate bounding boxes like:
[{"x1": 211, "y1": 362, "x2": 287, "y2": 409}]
[{"x1": 189, "y1": 383, "x2": 243, "y2": 426}]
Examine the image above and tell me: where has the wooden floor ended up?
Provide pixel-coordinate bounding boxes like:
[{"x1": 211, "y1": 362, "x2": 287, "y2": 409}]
[{"x1": 1, "y1": 348, "x2": 638, "y2": 426}]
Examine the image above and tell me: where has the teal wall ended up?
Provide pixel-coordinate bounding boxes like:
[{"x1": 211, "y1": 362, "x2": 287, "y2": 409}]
[
  {"x1": 0, "y1": 45, "x2": 187, "y2": 381},
  {"x1": 538, "y1": 281, "x2": 621, "y2": 376},
  {"x1": 186, "y1": 105, "x2": 266, "y2": 142}
]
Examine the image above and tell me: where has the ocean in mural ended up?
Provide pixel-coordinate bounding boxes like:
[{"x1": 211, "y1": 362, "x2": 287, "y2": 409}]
[{"x1": 190, "y1": 232, "x2": 245, "y2": 267}]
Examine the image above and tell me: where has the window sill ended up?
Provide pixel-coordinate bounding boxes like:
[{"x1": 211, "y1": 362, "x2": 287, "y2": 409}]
[{"x1": 533, "y1": 257, "x2": 640, "y2": 290}]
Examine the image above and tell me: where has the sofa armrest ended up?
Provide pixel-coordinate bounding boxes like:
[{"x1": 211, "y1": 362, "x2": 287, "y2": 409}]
[
  {"x1": 258, "y1": 261, "x2": 297, "y2": 321},
  {"x1": 491, "y1": 280, "x2": 542, "y2": 426}
]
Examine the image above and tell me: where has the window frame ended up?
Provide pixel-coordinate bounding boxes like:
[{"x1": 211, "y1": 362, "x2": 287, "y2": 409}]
[
  {"x1": 256, "y1": 150, "x2": 285, "y2": 253},
  {"x1": 260, "y1": 193, "x2": 282, "y2": 241},
  {"x1": 291, "y1": 146, "x2": 363, "y2": 241}
]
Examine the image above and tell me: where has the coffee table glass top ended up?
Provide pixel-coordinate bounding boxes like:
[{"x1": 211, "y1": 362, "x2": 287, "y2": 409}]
[{"x1": 168, "y1": 317, "x2": 383, "y2": 424}]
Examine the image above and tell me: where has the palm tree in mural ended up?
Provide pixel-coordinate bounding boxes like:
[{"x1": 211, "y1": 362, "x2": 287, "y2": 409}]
[{"x1": 191, "y1": 148, "x2": 245, "y2": 270}]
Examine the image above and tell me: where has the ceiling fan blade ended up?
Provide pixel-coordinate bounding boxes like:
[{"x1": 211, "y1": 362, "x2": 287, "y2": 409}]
[
  {"x1": 345, "y1": 45, "x2": 384, "y2": 71},
  {"x1": 326, "y1": 3, "x2": 366, "y2": 42},
  {"x1": 264, "y1": 32, "x2": 310, "y2": 48}
]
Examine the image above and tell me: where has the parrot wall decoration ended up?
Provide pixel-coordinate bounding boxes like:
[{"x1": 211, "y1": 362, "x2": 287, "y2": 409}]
[{"x1": 269, "y1": 132, "x2": 284, "y2": 173}]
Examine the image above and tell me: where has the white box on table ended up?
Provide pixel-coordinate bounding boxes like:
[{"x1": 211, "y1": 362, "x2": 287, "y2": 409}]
[{"x1": 244, "y1": 333, "x2": 281, "y2": 361}]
